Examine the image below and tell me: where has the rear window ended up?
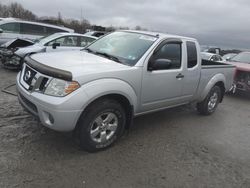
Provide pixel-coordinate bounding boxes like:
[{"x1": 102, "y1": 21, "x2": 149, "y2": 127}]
[{"x1": 187, "y1": 41, "x2": 198, "y2": 68}]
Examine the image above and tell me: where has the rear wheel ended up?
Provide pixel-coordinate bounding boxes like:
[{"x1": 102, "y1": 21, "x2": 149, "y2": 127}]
[
  {"x1": 197, "y1": 86, "x2": 221, "y2": 115},
  {"x1": 77, "y1": 99, "x2": 126, "y2": 152}
]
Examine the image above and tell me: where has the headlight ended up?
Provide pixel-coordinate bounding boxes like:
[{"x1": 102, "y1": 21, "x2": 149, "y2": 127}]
[{"x1": 44, "y1": 78, "x2": 80, "y2": 97}]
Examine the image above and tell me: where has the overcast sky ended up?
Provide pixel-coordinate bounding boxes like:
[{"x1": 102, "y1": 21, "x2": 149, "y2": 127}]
[{"x1": 2, "y1": 0, "x2": 250, "y2": 49}]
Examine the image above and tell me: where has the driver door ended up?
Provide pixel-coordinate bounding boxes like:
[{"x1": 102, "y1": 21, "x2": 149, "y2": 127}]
[{"x1": 141, "y1": 40, "x2": 185, "y2": 112}]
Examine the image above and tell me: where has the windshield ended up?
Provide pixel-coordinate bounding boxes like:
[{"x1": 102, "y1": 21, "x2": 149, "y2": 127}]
[
  {"x1": 230, "y1": 52, "x2": 250, "y2": 63},
  {"x1": 223, "y1": 53, "x2": 236, "y2": 60},
  {"x1": 85, "y1": 31, "x2": 157, "y2": 66},
  {"x1": 36, "y1": 33, "x2": 65, "y2": 45}
]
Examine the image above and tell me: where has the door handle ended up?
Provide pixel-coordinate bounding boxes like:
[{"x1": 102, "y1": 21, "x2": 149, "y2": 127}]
[{"x1": 176, "y1": 73, "x2": 184, "y2": 79}]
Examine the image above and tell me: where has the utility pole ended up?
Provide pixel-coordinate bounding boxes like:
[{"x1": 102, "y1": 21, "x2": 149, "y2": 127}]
[
  {"x1": 81, "y1": 7, "x2": 83, "y2": 20},
  {"x1": 81, "y1": 7, "x2": 84, "y2": 33}
]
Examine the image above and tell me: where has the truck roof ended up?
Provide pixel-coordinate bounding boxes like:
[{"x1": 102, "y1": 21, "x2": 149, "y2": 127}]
[{"x1": 122, "y1": 30, "x2": 197, "y2": 41}]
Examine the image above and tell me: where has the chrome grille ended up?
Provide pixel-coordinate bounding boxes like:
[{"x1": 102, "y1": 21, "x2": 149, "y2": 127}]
[{"x1": 20, "y1": 63, "x2": 50, "y2": 92}]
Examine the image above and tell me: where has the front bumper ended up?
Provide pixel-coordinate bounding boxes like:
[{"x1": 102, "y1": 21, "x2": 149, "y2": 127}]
[{"x1": 16, "y1": 73, "x2": 87, "y2": 132}]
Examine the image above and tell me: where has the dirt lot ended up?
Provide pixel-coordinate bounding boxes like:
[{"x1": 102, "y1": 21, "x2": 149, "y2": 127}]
[{"x1": 0, "y1": 65, "x2": 250, "y2": 188}]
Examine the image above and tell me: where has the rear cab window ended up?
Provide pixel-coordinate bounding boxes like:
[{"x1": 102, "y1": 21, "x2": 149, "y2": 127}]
[{"x1": 186, "y1": 41, "x2": 198, "y2": 68}]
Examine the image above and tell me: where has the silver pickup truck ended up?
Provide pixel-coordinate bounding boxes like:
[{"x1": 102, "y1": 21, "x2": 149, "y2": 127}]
[{"x1": 16, "y1": 31, "x2": 235, "y2": 152}]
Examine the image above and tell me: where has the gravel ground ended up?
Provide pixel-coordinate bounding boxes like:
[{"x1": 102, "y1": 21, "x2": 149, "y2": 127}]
[{"x1": 0, "y1": 65, "x2": 250, "y2": 188}]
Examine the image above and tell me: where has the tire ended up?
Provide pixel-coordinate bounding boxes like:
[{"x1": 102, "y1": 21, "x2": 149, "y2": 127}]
[
  {"x1": 77, "y1": 99, "x2": 126, "y2": 152},
  {"x1": 197, "y1": 86, "x2": 222, "y2": 115}
]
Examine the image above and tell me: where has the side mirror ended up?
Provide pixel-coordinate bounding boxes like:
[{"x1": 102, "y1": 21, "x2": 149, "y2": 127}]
[
  {"x1": 148, "y1": 59, "x2": 172, "y2": 71},
  {"x1": 0, "y1": 29, "x2": 3, "y2": 33},
  {"x1": 225, "y1": 57, "x2": 230, "y2": 61},
  {"x1": 52, "y1": 42, "x2": 60, "y2": 49}
]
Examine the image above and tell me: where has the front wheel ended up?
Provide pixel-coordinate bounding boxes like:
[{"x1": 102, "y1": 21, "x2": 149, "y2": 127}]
[
  {"x1": 197, "y1": 86, "x2": 222, "y2": 115},
  {"x1": 77, "y1": 99, "x2": 126, "y2": 152}
]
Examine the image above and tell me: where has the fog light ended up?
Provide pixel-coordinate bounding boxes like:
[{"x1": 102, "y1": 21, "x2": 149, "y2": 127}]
[
  {"x1": 43, "y1": 111, "x2": 54, "y2": 125},
  {"x1": 48, "y1": 113, "x2": 54, "y2": 124}
]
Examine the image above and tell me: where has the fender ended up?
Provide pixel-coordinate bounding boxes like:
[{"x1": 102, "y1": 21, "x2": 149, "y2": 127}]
[
  {"x1": 80, "y1": 78, "x2": 138, "y2": 113},
  {"x1": 15, "y1": 45, "x2": 45, "y2": 58},
  {"x1": 199, "y1": 73, "x2": 226, "y2": 102}
]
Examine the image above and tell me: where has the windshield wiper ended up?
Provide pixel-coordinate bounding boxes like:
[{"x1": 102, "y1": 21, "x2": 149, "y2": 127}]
[
  {"x1": 84, "y1": 49, "x2": 128, "y2": 65},
  {"x1": 84, "y1": 48, "x2": 95, "y2": 53},
  {"x1": 95, "y1": 51, "x2": 122, "y2": 64}
]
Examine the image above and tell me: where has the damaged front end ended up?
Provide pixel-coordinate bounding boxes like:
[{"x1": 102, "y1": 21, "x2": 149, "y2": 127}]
[
  {"x1": 0, "y1": 47, "x2": 22, "y2": 69},
  {"x1": 233, "y1": 70, "x2": 250, "y2": 93},
  {"x1": 0, "y1": 38, "x2": 34, "y2": 69}
]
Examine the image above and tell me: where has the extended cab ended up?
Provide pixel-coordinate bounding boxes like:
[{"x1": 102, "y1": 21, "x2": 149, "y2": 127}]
[{"x1": 16, "y1": 31, "x2": 235, "y2": 152}]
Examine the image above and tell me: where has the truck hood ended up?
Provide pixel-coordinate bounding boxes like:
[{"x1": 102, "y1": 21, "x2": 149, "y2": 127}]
[
  {"x1": 15, "y1": 44, "x2": 45, "y2": 58},
  {"x1": 29, "y1": 50, "x2": 131, "y2": 79}
]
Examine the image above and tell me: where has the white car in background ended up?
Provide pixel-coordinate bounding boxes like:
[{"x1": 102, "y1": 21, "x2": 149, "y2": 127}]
[
  {"x1": 2, "y1": 32, "x2": 97, "y2": 69},
  {"x1": 201, "y1": 52, "x2": 225, "y2": 62},
  {"x1": 222, "y1": 53, "x2": 237, "y2": 61},
  {"x1": 0, "y1": 18, "x2": 74, "y2": 45}
]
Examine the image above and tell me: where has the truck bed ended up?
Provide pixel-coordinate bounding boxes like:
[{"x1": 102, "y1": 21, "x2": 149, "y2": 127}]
[
  {"x1": 201, "y1": 59, "x2": 235, "y2": 69},
  {"x1": 195, "y1": 59, "x2": 236, "y2": 101}
]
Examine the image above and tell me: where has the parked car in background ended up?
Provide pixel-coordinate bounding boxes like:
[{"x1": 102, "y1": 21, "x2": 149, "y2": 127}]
[
  {"x1": 227, "y1": 52, "x2": 250, "y2": 93},
  {"x1": 2, "y1": 33, "x2": 97, "y2": 69},
  {"x1": 17, "y1": 30, "x2": 235, "y2": 152},
  {"x1": 201, "y1": 46, "x2": 221, "y2": 55},
  {"x1": 0, "y1": 18, "x2": 74, "y2": 45},
  {"x1": 0, "y1": 38, "x2": 34, "y2": 62},
  {"x1": 84, "y1": 31, "x2": 106, "y2": 37},
  {"x1": 223, "y1": 53, "x2": 237, "y2": 61},
  {"x1": 201, "y1": 52, "x2": 225, "y2": 62}
]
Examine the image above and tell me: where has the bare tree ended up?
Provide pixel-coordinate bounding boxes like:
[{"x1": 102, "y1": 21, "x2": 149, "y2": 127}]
[
  {"x1": 0, "y1": 2, "x2": 36, "y2": 20},
  {"x1": 0, "y1": 3, "x2": 10, "y2": 17}
]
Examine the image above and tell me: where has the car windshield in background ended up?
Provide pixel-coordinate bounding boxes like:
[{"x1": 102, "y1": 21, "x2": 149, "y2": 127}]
[
  {"x1": 85, "y1": 31, "x2": 157, "y2": 66},
  {"x1": 36, "y1": 33, "x2": 64, "y2": 45},
  {"x1": 230, "y1": 52, "x2": 250, "y2": 64},
  {"x1": 201, "y1": 53, "x2": 211, "y2": 60},
  {"x1": 223, "y1": 53, "x2": 236, "y2": 60}
]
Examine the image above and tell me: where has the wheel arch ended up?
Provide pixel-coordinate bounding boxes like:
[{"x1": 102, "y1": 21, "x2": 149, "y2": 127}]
[
  {"x1": 75, "y1": 93, "x2": 134, "y2": 133},
  {"x1": 199, "y1": 73, "x2": 226, "y2": 102},
  {"x1": 74, "y1": 79, "x2": 138, "y2": 131}
]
